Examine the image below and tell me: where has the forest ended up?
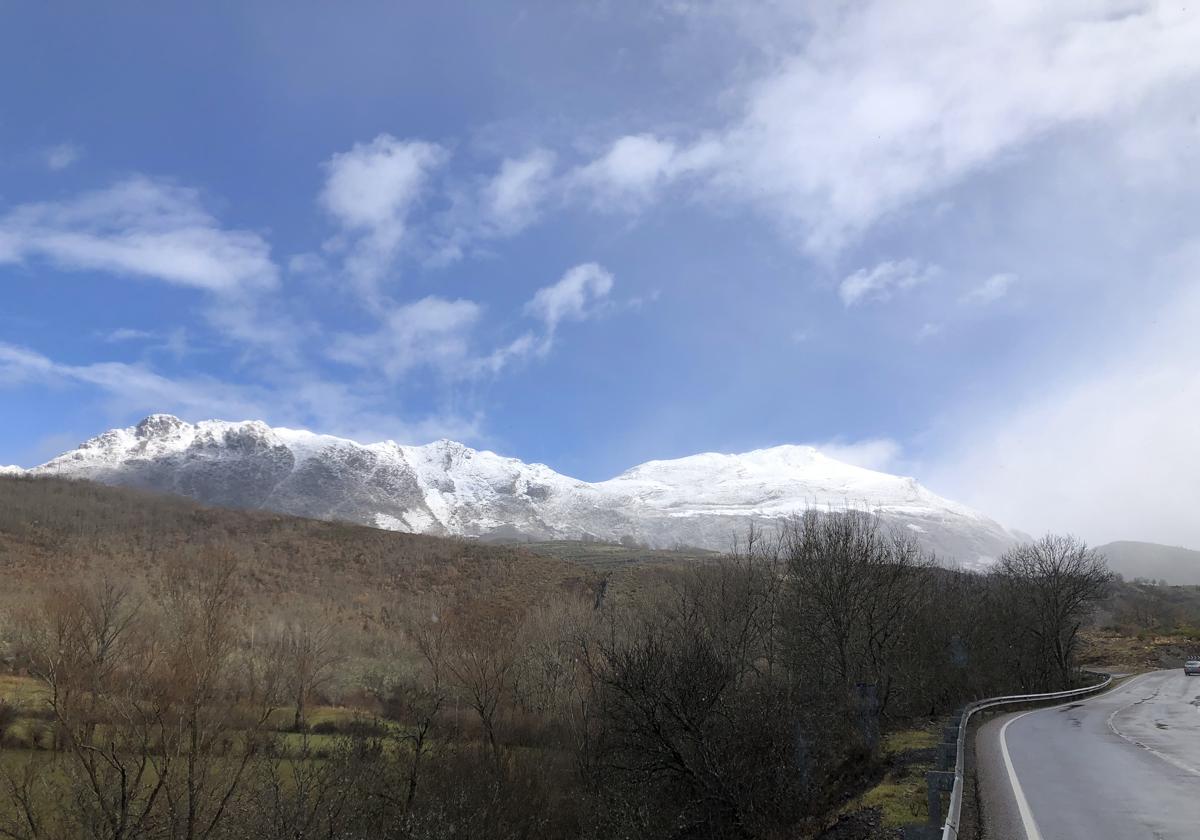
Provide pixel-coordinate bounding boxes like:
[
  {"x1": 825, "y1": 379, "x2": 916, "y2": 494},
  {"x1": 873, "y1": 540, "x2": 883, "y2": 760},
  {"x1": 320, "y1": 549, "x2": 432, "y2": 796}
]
[{"x1": 1, "y1": 475, "x2": 1192, "y2": 840}]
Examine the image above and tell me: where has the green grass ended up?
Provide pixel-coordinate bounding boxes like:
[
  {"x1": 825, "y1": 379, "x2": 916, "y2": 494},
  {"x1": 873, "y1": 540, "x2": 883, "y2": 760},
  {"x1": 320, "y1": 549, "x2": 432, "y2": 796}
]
[
  {"x1": 0, "y1": 675, "x2": 46, "y2": 705},
  {"x1": 265, "y1": 704, "x2": 366, "y2": 732},
  {"x1": 838, "y1": 724, "x2": 939, "y2": 829},
  {"x1": 858, "y1": 776, "x2": 927, "y2": 826},
  {"x1": 882, "y1": 726, "x2": 938, "y2": 756}
]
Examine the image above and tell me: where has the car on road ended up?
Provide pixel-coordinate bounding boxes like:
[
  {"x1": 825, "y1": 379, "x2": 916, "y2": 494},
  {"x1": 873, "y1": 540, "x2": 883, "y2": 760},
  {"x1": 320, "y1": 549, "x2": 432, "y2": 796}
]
[{"x1": 1185, "y1": 659, "x2": 1200, "y2": 676}]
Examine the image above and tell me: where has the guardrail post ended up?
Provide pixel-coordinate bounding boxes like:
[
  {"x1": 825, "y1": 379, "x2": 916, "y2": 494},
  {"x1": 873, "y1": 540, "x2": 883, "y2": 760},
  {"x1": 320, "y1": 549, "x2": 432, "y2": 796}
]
[
  {"x1": 926, "y1": 771, "x2": 942, "y2": 825},
  {"x1": 926, "y1": 770, "x2": 954, "y2": 826},
  {"x1": 936, "y1": 741, "x2": 956, "y2": 771}
]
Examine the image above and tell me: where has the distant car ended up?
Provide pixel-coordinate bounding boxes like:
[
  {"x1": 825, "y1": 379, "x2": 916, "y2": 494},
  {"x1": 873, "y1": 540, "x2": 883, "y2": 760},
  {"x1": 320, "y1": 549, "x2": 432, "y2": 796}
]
[{"x1": 1185, "y1": 660, "x2": 1200, "y2": 676}]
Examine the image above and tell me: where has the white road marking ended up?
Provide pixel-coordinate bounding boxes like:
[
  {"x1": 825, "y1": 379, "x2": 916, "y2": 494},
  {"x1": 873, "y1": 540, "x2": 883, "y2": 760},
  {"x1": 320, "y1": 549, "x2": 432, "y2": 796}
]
[
  {"x1": 1000, "y1": 710, "x2": 1045, "y2": 840},
  {"x1": 996, "y1": 675, "x2": 1142, "y2": 840},
  {"x1": 1105, "y1": 673, "x2": 1200, "y2": 778}
]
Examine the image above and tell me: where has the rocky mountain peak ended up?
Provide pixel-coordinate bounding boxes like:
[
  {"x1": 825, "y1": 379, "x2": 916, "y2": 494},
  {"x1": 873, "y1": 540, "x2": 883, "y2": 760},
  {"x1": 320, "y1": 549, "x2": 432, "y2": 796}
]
[{"x1": 16, "y1": 415, "x2": 1023, "y2": 564}]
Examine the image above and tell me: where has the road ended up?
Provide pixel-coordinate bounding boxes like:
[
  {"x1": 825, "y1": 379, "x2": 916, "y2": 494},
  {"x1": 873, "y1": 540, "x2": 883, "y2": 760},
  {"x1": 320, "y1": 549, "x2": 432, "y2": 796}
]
[{"x1": 975, "y1": 670, "x2": 1200, "y2": 839}]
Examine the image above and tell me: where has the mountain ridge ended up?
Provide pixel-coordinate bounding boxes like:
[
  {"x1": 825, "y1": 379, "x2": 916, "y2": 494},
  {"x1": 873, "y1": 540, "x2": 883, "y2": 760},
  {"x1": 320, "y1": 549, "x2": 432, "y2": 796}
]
[
  {"x1": 1095, "y1": 541, "x2": 1200, "y2": 585},
  {"x1": 12, "y1": 414, "x2": 1022, "y2": 562}
]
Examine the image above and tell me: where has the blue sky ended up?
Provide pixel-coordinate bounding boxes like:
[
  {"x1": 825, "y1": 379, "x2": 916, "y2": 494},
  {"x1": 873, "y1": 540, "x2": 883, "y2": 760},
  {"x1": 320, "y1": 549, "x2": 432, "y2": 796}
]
[{"x1": 3, "y1": 2, "x2": 1200, "y2": 546}]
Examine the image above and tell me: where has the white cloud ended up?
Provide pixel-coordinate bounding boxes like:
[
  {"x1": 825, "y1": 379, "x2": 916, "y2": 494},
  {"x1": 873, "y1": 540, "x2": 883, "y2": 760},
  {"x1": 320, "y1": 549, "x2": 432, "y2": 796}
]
[
  {"x1": 320, "y1": 134, "x2": 448, "y2": 299},
  {"x1": 328, "y1": 264, "x2": 621, "y2": 381},
  {"x1": 573, "y1": 134, "x2": 720, "y2": 207},
  {"x1": 95, "y1": 327, "x2": 188, "y2": 359},
  {"x1": 645, "y1": 2, "x2": 1200, "y2": 254},
  {"x1": 0, "y1": 341, "x2": 264, "y2": 419},
  {"x1": 479, "y1": 332, "x2": 538, "y2": 375},
  {"x1": 483, "y1": 149, "x2": 556, "y2": 234},
  {"x1": 287, "y1": 252, "x2": 327, "y2": 276},
  {"x1": 525, "y1": 262, "x2": 614, "y2": 349},
  {"x1": 101, "y1": 327, "x2": 157, "y2": 343},
  {"x1": 927, "y1": 249, "x2": 1200, "y2": 547},
  {"x1": 0, "y1": 340, "x2": 483, "y2": 452},
  {"x1": 962, "y1": 272, "x2": 1017, "y2": 305},
  {"x1": 839, "y1": 259, "x2": 936, "y2": 306},
  {"x1": 0, "y1": 177, "x2": 300, "y2": 360},
  {"x1": 328, "y1": 296, "x2": 483, "y2": 381},
  {"x1": 45, "y1": 142, "x2": 82, "y2": 171},
  {"x1": 813, "y1": 437, "x2": 903, "y2": 473},
  {"x1": 321, "y1": 135, "x2": 446, "y2": 231},
  {"x1": 0, "y1": 176, "x2": 278, "y2": 293}
]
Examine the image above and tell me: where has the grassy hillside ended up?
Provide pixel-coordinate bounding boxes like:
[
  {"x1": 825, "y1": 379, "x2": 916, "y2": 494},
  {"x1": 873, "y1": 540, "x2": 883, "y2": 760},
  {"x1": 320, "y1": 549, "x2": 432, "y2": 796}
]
[
  {"x1": 1097, "y1": 540, "x2": 1200, "y2": 585},
  {"x1": 0, "y1": 475, "x2": 619, "y2": 696},
  {"x1": 0, "y1": 474, "x2": 599, "y2": 608}
]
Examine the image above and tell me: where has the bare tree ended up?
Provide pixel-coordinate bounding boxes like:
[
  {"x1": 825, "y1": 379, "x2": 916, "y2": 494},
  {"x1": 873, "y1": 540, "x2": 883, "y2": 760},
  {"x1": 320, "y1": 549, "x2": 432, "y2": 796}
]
[
  {"x1": 273, "y1": 616, "x2": 341, "y2": 731},
  {"x1": 395, "y1": 606, "x2": 450, "y2": 811},
  {"x1": 12, "y1": 575, "x2": 167, "y2": 840},
  {"x1": 445, "y1": 604, "x2": 522, "y2": 768},
  {"x1": 781, "y1": 510, "x2": 934, "y2": 718},
  {"x1": 994, "y1": 535, "x2": 1113, "y2": 688},
  {"x1": 152, "y1": 551, "x2": 279, "y2": 840}
]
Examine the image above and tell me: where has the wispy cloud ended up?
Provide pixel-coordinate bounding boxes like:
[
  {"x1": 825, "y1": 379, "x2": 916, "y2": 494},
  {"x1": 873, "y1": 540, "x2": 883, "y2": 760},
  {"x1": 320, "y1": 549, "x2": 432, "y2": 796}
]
[
  {"x1": 962, "y1": 272, "x2": 1016, "y2": 305},
  {"x1": 100, "y1": 327, "x2": 157, "y2": 343},
  {"x1": 0, "y1": 176, "x2": 278, "y2": 293},
  {"x1": 0, "y1": 340, "x2": 483, "y2": 450},
  {"x1": 44, "y1": 142, "x2": 82, "y2": 171},
  {"x1": 325, "y1": 262, "x2": 620, "y2": 380},
  {"x1": 812, "y1": 437, "x2": 903, "y2": 473},
  {"x1": 603, "y1": 2, "x2": 1200, "y2": 254},
  {"x1": 916, "y1": 322, "x2": 943, "y2": 341},
  {"x1": 0, "y1": 176, "x2": 301, "y2": 360},
  {"x1": 327, "y1": 295, "x2": 483, "y2": 381},
  {"x1": 525, "y1": 262, "x2": 614, "y2": 351},
  {"x1": 320, "y1": 134, "x2": 447, "y2": 302},
  {"x1": 483, "y1": 149, "x2": 557, "y2": 235},
  {"x1": 571, "y1": 134, "x2": 719, "y2": 209},
  {"x1": 839, "y1": 259, "x2": 937, "y2": 307},
  {"x1": 0, "y1": 341, "x2": 265, "y2": 419}
]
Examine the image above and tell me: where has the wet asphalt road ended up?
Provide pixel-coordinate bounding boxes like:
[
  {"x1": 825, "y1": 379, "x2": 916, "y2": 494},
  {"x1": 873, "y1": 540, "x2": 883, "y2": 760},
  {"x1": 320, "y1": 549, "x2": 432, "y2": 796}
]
[{"x1": 975, "y1": 670, "x2": 1200, "y2": 839}]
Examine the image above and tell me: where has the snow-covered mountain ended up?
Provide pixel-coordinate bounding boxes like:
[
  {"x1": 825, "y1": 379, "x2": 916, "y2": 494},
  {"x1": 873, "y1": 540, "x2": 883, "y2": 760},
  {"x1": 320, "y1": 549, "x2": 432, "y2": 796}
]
[{"x1": 9, "y1": 414, "x2": 1021, "y2": 562}]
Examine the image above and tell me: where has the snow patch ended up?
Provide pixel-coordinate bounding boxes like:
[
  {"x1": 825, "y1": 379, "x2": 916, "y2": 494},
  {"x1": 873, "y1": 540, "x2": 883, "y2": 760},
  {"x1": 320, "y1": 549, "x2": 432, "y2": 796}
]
[
  {"x1": 374, "y1": 513, "x2": 410, "y2": 532},
  {"x1": 23, "y1": 414, "x2": 1023, "y2": 560}
]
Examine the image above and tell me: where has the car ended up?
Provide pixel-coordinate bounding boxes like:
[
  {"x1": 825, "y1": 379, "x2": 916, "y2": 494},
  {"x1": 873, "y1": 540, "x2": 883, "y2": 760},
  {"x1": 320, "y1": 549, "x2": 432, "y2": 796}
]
[{"x1": 1185, "y1": 660, "x2": 1200, "y2": 676}]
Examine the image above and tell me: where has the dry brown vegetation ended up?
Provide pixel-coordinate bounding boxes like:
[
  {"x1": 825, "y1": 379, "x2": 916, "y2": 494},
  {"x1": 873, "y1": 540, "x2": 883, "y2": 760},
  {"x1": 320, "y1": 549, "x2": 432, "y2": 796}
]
[{"x1": 0, "y1": 476, "x2": 1180, "y2": 840}]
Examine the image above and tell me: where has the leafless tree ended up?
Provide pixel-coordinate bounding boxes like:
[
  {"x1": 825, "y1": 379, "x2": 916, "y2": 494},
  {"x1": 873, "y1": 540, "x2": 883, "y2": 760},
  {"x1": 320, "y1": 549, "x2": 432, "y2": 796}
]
[
  {"x1": 781, "y1": 510, "x2": 935, "y2": 718},
  {"x1": 993, "y1": 534, "x2": 1113, "y2": 688},
  {"x1": 151, "y1": 551, "x2": 280, "y2": 840},
  {"x1": 445, "y1": 604, "x2": 522, "y2": 768},
  {"x1": 273, "y1": 616, "x2": 341, "y2": 731}
]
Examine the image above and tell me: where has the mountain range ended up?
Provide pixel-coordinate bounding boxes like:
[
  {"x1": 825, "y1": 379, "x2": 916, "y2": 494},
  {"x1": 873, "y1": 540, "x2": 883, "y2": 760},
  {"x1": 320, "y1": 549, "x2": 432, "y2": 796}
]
[
  {"x1": 4, "y1": 414, "x2": 1024, "y2": 563},
  {"x1": 1094, "y1": 541, "x2": 1200, "y2": 586}
]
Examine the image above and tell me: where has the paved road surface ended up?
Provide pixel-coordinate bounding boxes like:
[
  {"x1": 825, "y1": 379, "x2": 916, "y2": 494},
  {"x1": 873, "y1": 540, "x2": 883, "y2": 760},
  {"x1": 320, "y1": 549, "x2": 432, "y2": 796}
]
[{"x1": 975, "y1": 670, "x2": 1200, "y2": 839}]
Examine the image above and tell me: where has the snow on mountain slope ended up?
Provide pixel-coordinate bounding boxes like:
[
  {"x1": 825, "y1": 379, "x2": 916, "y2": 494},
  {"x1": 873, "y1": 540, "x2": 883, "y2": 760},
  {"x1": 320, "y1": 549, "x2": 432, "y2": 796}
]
[
  {"x1": 19, "y1": 414, "x2": 1021, "y2": 562},
  {"x1": 600, "y1": 445, "x2": 985, "y2": 519}
]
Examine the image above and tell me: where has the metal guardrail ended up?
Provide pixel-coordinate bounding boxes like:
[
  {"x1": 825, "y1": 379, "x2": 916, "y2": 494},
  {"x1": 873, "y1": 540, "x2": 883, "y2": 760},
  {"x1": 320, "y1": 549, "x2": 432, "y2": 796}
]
[{"x1": 937, "y1": 672, "x2": 1114, "y2": 840}]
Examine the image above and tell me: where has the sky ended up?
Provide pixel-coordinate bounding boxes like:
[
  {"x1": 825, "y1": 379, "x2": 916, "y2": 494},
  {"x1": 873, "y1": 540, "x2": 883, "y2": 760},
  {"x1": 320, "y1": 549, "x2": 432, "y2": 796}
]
[{"x1": 2, "y1": 1, "x2": 1200, "y2": 548}]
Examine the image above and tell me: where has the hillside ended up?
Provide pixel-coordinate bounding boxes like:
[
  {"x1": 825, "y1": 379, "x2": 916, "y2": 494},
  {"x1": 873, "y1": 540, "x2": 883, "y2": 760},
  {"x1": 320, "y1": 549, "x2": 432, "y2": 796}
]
[
  {"x1": 1096, "y1": 540, "x2": 1200, "y2": 585},
  {"x1": 0, "y1": 474, "x2": 604, "y2": 632},
  {"x1": 9, "y1": 413, "x2": 1023, "y2": 563}
]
